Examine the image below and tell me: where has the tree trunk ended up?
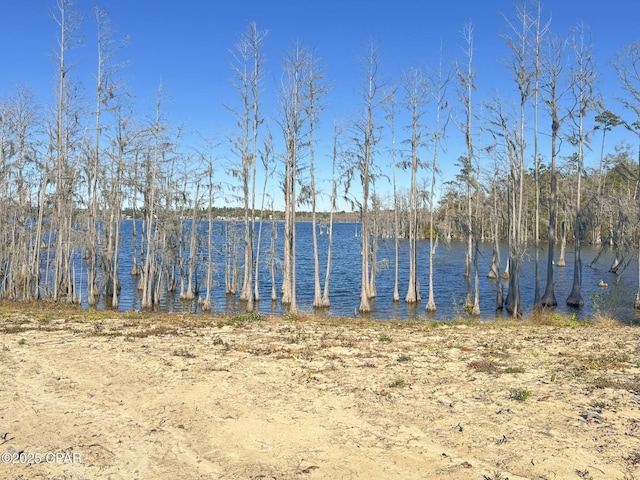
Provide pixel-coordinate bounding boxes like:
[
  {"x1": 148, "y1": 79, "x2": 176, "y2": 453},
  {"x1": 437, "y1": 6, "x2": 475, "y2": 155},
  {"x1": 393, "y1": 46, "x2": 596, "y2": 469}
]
[
  {"x1": 254, "y1": 137, "x2": 273, "y2": 304},
  {"x1": 557, "y1": 221, "x2": 566, "y2": 267},
  {"x1": 357, "y1": 42, "x2": 381, "y2": 314},
  {"x1": 540, "y1": 53, "x2": 563, "y2": 308},
  {"x1": 472, "y1": 236, "x2": 480, "y2": 316},
  {"x1": 270, "y1": 214, "x2": 277, "y2": 302},
  {"x1": 321, "y1": 126, "x2": 339, "y2": 308},
  {"x1": 182, "y1": 182, "x2": 199, "y2": 301},
  {"x1": 425, "y1": 59, "x2": 447, "y2": 313},
  {"x1": 310, "y1": 132, "x2": 322, "y2": 309}
]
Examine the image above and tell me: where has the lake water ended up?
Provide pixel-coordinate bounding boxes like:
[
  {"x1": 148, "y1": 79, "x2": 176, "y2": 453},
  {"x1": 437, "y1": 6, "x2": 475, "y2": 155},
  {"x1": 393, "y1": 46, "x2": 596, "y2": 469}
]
[{"x1": 76, "y1": 220, "x2": 640, "y2": 324}]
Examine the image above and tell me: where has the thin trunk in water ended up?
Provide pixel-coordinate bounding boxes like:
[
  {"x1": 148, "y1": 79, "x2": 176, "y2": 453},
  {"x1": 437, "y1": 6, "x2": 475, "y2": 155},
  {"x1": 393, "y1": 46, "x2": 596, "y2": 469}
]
[
  {"x1": 426, "y1": 54, "x2": 448, "y2": 313},
  {"x1": 182, "y1": 182, "x2": 199, "y2": 301},
  {"x1": 386, "y1": 94, "x2": 400, "y2": 303},
  {"x1": 321, "y1": 126, "x2": 339, "y2": 308},
  {"x1": 541, "y1": 34, "x2": 566, "y2": 308},
  {"x1": 557, "y1": 221, "x2": 567, "y2": 267},
  {"x1": 472, "y1": 237, "x2": 480, "y2": 316},
  {"x1": 369, "y1": 201, "x2": 378, "y2": 299},
  {"x1": 270, "y1": 211, "x2": 277, "y2": 302},
  {"x1": 200, "y1": 163, "x2": 214, "y2": 312},
  {"x1": 310, "y1": 125, "x2": 322, "y2": 309}
]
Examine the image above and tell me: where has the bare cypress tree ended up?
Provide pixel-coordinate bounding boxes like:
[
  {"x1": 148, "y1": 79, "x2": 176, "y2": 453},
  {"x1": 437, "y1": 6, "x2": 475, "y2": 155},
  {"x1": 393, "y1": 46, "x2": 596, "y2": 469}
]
[
  {"x1": 487, "y1": 153, "x2": 504, "y2": 310},
  {"x1": 382, "y1": 86, "x2": 401, "y2": 303},
  {"x1": 254, "y1": 129, "x2": 274, "y2": 302},
  {"x1": 425, "y1": 51, "x2": 451, "y2": 313},
  {"x1": 455, "y1": 22, "x2": 478, "y2": 312},
  {"x1": 279, "y1": 42, "x2": 309, "y2": 314},
  {"x1": 269, "y1": 197, "x2": 278, "y2": 302},
  {"x1": 88, "y1": 6, "x2": 127, "y2": 307},
  {"x1": 321, "y1": 122, "x2": 341, "y2": 307},
  {"x1": 346, "y1": 40, "x2": 383, "y2": 313},
  {"x1": 224, "y1": 220, "x2": 240, "y2": 295},
  {"x1": 303, "y1": 52, "x2": 327, "y2": 309},
  {"x1": 485, "y1": 95, "x2": 523, "y2": 314},
  {"x1": 487, "y1": 163, "x2": 502, "y2": 282},
  {"x1": 181, "y1": 179, "x2": 199, "y2": 301},
  {"x1": 51, "y1": 0, "x2": 83, "y2": 303},
  {"x1": 540, "y1": 33, "x2": 571, "y2": 308},
  {"x1": 369, "y1": 188, "x2": 380, "y2": 299},
  {"x1": 228, "y1": 22, "x2": 267, "y2": 312},
  {"x1": 248, "y1": 24, "x2": 267, "y2": 307},
  {"x1": 200, "y1": 159, "x2": 215, "y2": 312},
  {"x1": 105, "y1": 98, "x2": 134, "y2": 309},
  {"x1": 87, "y1": 6, "x2": 107, "y2": 305},
  {"x1": 229, "y1": 27, "x2": 252, "y2": 306},
  {"x1": 140, "y1": 85, "x2": 169, "y2": 309},
  {"x1": 531, "y1": 1, "x2": 550, "y2": 309},
  {"x1": 566, "y1": 23, "x2": 598, "y2": 308},
  {"x1": 402, "y1": 67, "x2": 428, "y2": 304},
  {"x1": 502, "y1": 3, "x2": 536, "y2": 318}
]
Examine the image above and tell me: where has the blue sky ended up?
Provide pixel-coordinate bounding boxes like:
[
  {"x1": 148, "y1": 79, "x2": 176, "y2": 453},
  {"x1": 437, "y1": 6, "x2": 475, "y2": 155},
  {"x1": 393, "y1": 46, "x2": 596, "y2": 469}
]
[{"x1": 1, "y1": 0, "x2": 639, "y2": 211}]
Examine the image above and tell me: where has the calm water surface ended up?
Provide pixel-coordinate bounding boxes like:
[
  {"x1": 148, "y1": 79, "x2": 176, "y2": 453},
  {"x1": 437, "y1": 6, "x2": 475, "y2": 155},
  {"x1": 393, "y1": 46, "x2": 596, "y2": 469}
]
[{"x1": 78, "y1": 220, "x2": 640, "y2": 323}]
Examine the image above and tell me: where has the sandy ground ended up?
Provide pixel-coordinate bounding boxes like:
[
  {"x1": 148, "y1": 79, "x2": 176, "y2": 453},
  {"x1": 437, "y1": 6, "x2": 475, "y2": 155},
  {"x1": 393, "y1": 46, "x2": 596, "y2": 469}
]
[{"x1": 0, "y1": 308, "x2": 639, "y2": 480}]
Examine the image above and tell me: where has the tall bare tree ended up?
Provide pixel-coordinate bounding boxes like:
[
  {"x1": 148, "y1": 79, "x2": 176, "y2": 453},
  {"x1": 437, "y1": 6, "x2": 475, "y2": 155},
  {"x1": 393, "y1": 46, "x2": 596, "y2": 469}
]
[
  {"x1": 200, "y1": 157, "x2": 216, "y2": 312},
  {"x1": 502, "y1": 3, "x2": 536, "y2": 317},
  {"x1": 425, "y1": 50, "x2": 451, "y2": 313},
  {"x1": 303, "y1": 51, "x2": 327, "y2": 309},
  {"x1": 181, "y1": 176, "x2": 199, "y2": 301},
  {"x1": 51, "y1": 0, "x2": 83, "y2": 303},
  {"x1": 456, "y1": 22, "x2": 480, "y2": 315},
  {"x1": 346, "y1": 40, "x2": 384, "y2": 313},
  {"x1": 254, "y1": 128, "x2": 274, "y2": 302},
  {"x1": 140, "y1": 85, "x2": 170, "y2": 309},
  {"x1": 486, "y1": 152, "x2": 504, "y2": 310},
  {"x1": 279, "y1": 42, "x2": 309, "y2": 313},
  {"x1": 566, "y1": 23, "x2": 599, "y2": 308},
  {"x1": 526, "y1": 0, "x2": 551, "y2": 309},
  {"x1": 402, "y1": 67, "x2": 428, "y2": 304},
  {"x1": 87, "y1": 6, "x2": 126, "y2": 306},
  {"x1": 382, "y1": 86, "x2": 401, "y2": 302},
  {"x1": 104, "y1": 97, "x2": 134, "y2": 309},
  {"x1": 228, "y1": 22, "x2": 267, "y2": 312},
  {"x1": 540, "y1": 33, "x2": 571, "y2": 308},
  {"x1": 321, "y1": 122, "x2": 341, "y2": 307}
]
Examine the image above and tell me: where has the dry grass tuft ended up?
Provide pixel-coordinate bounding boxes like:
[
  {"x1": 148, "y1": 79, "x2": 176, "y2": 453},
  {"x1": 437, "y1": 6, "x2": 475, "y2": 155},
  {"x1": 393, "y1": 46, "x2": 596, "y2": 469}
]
[
  {"x1": 469, "y1": 359, "x2": 500, "y2": 373},
  {"x1": 528, "y1": 310, "x2": 584, "y2": 327}
]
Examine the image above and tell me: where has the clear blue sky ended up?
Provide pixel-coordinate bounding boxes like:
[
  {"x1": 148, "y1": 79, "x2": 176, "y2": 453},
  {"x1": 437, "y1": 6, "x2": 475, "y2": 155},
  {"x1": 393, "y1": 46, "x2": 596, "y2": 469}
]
[{"x1": 1, "y1": 0, "x2": 638, "y2": 211}]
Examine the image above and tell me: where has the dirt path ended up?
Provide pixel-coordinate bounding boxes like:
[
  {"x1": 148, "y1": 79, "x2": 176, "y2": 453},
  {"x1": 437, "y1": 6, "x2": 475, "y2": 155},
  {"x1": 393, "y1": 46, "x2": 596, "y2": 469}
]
[{"x1": 0, "y1": 311, "x2": 639, "y2": 479}]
